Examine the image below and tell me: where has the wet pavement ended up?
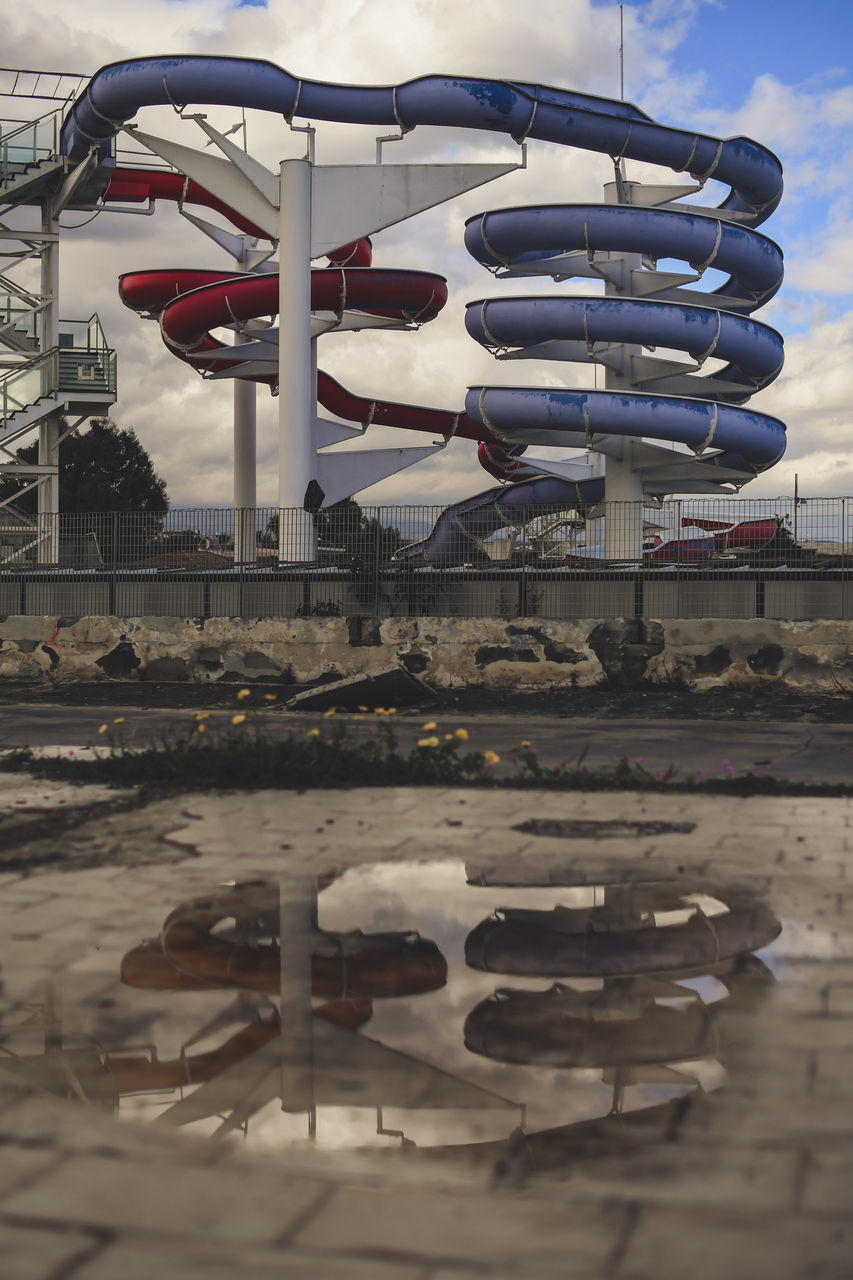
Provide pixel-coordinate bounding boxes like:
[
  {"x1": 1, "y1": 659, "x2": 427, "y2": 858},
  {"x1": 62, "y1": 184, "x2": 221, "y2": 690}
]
[{"x1": 0, "y1": 774, "x2": 852, "y2": 1278}]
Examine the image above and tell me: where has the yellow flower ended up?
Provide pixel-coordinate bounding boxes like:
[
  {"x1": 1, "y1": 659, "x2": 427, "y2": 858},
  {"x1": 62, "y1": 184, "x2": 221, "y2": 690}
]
[
  {"x1": 98, "y1": 724, "x2": 108, "y2": 734},
  {"x1": 323, "y1": 708, "x2": 336, "y2": 718},
  {"x1": 358, "y1": 705, "x2": 368, "y2": 712},
  {"x1": 236, "y1": 688, "x2": 251, "y2": 700},
  {"x1": 264, "y1": 694, "x2": 276, "y2": 702},
  {"x1": 374, "y1": 707, "x2": 386, "y2": 715},
  {"x1": 385, "y1": 708, "x2": 397, "y2": 715},
  {"x1": 113, "y1": 717, "x2": 125, "y2": 725},
  {"x1": 194, "y1": 711, "x2": 211, "y2": 721},
  {"x1": 520, "y1": 740, "x2": 531, "y2": 749},
  {"x1": 483, "y1": 750, "x2": 500, "y2": 765},
  {"x1": 445, "y1": 733, "x2": 453, "y2": 741},
  {"x1": 418, "y1": 736, "x2": 440, "y2": 748},
  {"x1": 422, "y1": 721, "x2": 437, "y2": 731},
  {"x1": 353, "y1": 714, "x2": 363, "y2": 721},
  {"x1": 308, "y1": 728, "x2": 320, "y2": 737},
  {"x1": 454, "y1": 728, "x2": 468, "y2": 740},
  {"x1": 231, "y1": 713, "x2": 247, "y2": 726},
  {"x1": 197, "y1": 723, "x2": 207, "y2": 734}
]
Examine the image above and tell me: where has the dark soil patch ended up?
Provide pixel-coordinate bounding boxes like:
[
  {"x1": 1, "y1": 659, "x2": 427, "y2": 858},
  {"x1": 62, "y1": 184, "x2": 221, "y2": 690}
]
[
  {"x1": 429, "y1": 684, "x2": 853, "y2": 722},
  {"x1": 0, "y1": 680, "x2": 851, "y2": 722}
]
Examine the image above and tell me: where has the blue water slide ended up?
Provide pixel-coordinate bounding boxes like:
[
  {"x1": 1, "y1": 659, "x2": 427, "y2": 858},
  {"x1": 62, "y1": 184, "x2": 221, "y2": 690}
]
[
  {"x1": 465, "y1": 297, "x2": 783, "y2": 400},
  {"x1": 396, "y1": 386, "x2": 785, "y2": 565},
  {"x1": 464, "y1": 206, "x2": 784, "y2": 311},
  {"x1": 60, "y1": 56, "x2": 785, "y2": 565},
  {"x1": 61, "y1": 57, "x2": 781, "y2": 224},
  {"x1": 467, "y1": 387, "x2": 785, "y2": 471},
  {"x1": 394, "y1": 474, "x2": 607, "y2": 567}
]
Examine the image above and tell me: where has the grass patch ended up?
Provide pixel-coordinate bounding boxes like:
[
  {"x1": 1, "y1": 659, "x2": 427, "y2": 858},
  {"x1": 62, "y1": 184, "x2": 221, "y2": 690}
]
[{"x1": 2, "y1": 700, "x2": 851, "y2": 798}]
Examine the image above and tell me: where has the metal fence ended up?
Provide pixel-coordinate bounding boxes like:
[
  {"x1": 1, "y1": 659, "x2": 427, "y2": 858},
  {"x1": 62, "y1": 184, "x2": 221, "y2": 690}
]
[{"x1": 1, "y1": 498, "x2": 851, "y2": 620}]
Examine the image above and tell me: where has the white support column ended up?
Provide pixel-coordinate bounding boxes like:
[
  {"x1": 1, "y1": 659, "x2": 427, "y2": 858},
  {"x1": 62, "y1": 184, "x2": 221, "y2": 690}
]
[
  {"x1": 602, "y1": 179, "x2": 644, "y2": 565},
  {"x1": 233, "y1": 329, "x2": 257, "y2": 565},
  {"x1": 37, "y1": 200, "x2": 60, "y2": 565},
  {"x1": 277, "y1": 158, "x2": 317, "y2": 563}
]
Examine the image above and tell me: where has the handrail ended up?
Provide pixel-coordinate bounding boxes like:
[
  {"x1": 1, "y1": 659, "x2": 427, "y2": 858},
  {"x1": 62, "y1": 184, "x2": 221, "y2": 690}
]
[
  {"x1": 0, "y1": 68, "x2": 89, "y2": 104},
  {"x1": 0, "y1": 107, "x2": 61, "y2": 145},
  {"x1": 0, "y1": 111, "x2": 61, "y2": 188},
  {"x1": 0, "y1": 348, "x2": 58, "y2": 422},
  {"x1": 0, "y1": 340, "x2": 117, "y2": 423}
]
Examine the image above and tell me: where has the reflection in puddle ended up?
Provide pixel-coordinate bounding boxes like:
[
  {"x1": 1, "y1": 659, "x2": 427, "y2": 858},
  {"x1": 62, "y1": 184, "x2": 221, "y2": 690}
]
[{"x1": 0, "y1": 861, "x2": 781, "y2": 1179}]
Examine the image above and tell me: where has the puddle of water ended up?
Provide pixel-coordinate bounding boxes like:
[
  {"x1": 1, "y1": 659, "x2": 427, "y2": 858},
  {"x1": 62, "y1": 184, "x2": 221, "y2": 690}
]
[{"x1": 0, "y1": 860, "x2": 787, "y2": 1176}]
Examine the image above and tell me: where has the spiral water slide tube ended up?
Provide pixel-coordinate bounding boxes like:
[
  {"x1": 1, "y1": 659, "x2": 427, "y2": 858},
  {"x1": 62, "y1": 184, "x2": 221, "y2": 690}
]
[{"x1": 62, "y1": 58, "x2": 784, "y2": 562}]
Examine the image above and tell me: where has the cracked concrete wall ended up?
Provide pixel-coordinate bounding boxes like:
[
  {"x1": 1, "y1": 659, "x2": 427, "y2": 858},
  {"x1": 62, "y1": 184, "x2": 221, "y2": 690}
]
[{"x1": 0, "y1": 614, "x2": 851, "y2": 693}]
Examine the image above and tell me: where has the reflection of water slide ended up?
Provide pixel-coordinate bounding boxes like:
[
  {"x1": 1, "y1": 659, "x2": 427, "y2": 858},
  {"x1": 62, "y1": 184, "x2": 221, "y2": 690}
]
[
  {"x1": 61, "y1": 58, "x2": 784, "y2": 560},
  {"x1": 121, "y1": 882, "x2": 448, "y2": 999},
  {"x1": 449, "y1": 877, "x2": 779, "y2": 1183},
  {"x1": 464, "y1": 956, "x2": 774, "y2": 1068},
  {"x1": 465, "y1": 889, "x2": 782, "y2": 977}
]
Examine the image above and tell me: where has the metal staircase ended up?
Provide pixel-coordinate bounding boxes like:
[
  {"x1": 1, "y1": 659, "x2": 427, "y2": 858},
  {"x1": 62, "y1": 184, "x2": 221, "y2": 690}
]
[{"x1": 0, "y1": 70, "x2": 117, "y2": 559}]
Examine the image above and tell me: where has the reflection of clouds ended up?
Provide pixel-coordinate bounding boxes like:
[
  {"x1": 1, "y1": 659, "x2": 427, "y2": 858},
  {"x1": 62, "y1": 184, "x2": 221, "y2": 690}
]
[
  {"x1": 316, "y1": 860, "x2": 731, "y2": 1134},
  {"x1": 761, "y1": 920, "x2": 848, "y2": 964}
]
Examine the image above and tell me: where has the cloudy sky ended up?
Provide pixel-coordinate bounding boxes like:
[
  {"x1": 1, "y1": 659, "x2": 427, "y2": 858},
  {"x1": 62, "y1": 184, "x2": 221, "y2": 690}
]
[{"x1": 4, "y1": 0, "x2": 852, "y2": 508}]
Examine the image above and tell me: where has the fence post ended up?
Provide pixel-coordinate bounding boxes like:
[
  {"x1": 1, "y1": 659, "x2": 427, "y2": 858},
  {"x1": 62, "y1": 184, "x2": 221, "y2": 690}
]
[
  {"x1": 239, "y1": 555, "x2": 244, "y2": 620},
  {"x1": 674, "y1": 499, "x2": 682, "y2": 618},
  {"x1": 373, "y1": 506, "x2": 380, "y2": 616},
  {"x1": 843, "y1": 497, "x2": 849, "y2": 621},
  {"x1": 514, "y1": 506, "x2": 522, "y2": 616},
  {"x1": 109, "y1": 510, "x2": 118, "y2": 616}
]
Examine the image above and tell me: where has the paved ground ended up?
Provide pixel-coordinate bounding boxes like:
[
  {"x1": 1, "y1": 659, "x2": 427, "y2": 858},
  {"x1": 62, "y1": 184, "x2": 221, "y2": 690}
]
[
  {"x1": 0, "y1": 720, "x2": 852, "y2": 1279},
  {"x1": 3, "y1": 702, "x2": 853, "y2": 784}
]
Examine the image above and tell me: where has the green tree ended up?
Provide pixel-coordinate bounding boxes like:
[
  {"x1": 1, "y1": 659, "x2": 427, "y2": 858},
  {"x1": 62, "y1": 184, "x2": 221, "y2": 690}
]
[
  {"x1": 0, "y1": 417, "x2": 168, "y2": 514},
  {"x1": 0, "y1": 418, "x2": 169, "y2": 567}
]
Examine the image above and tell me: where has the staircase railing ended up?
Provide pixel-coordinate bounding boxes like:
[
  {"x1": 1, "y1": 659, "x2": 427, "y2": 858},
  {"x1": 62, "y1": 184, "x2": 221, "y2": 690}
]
[
  {"x1": 0, "y1": 339, "x2": 117, "y2": 425},
  {"x1": 0, "y1": 348, "x2": 57, "y2": 422},
  {"x1": 0, "y1": 110, "x2": 62, "y2": 186}
]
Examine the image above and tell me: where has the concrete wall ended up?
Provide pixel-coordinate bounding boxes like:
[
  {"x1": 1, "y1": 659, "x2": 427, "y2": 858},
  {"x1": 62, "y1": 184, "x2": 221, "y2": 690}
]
[{"x1": 0, "y1": 614, "x2": 851, "y2": 693}]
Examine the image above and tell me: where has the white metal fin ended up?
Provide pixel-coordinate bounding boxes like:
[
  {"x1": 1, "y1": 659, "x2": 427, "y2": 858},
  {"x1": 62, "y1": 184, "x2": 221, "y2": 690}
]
[
  {"x1": 311, "y1": 163, "x2": 516, "y2": 260},
  {"x1": 189, "y1": 115, "x2": 279, "y2": 206},
  {"x1": 124, "y1": 126, "x2": 278, "y2": 237},
  {"x1": 313, "y1": 415, "x2": 363, "y2": 447},
  {"x1": 316, "y1": 443, "x2": 445, "y2": 506}
]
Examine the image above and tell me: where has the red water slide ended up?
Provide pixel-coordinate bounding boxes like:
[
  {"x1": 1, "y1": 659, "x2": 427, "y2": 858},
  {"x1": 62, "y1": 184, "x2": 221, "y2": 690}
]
[{"x1": 108, "y1": 169, "x2": 498, "y2": 453}]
